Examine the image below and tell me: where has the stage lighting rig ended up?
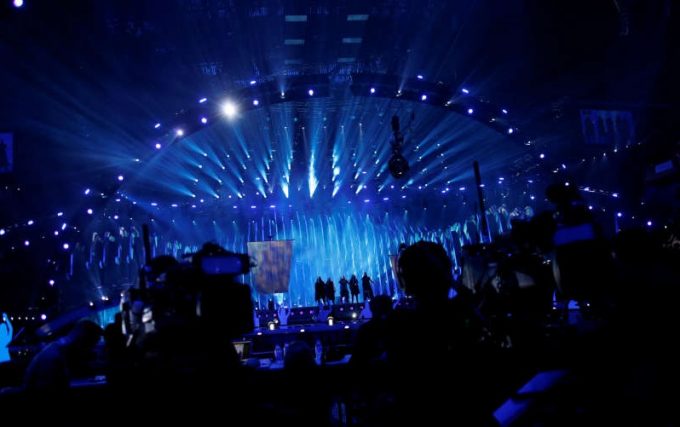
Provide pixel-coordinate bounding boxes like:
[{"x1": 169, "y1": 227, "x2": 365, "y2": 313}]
[{"x1": 388, "y1": 114, "x2": 411, "y2": 179}]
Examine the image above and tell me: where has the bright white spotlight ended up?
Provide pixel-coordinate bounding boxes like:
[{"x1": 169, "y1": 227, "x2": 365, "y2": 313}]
[
  {"x1": 40, "y1": 314, "x2": 47, "y2": 321},
  {"x1": 250, "y1": 80, "x2": 256, "y2": 85},
  {"x1": 199, "y1": 97, "x2": 207, "y2": 103},
  {"x1": 467, "y1": 108, "x2": 474, "y2": 114},
  {"x1": 308, "y1": 89, "x2": 314, "y2": 96},
  {"x1": 155, "y1": 143, "x2": 162, "y2": 149},
  {"x1": 461, "y1": 88, "x2": 470, "y2": 94},
  {"x1": 176, "y1": 129, "x2": 184, "y2": 137},
  {"x1": 221, "y1": 101, "x2": 238, "y2": 119},
  {"x1": 253, "y1": 99, "x2": 259, "y2": 106},
  {"x1": 201, "y1": 117, "x2": 208, "y2": 124},
  {"x1": 507, "y1": 128, "x2": 514, "y2": 134},
  {"x1": 154, "y1": 123, "x2": 161, "y2": 129},
  {"x1": 27, "y1": 220, "x2": 34, "y2": 225},
  {"x1": 57, "y1": 212, "x2": 63, "y2": 217},
  {"x1": 417, "y1": 75, "x2": 423, "y2": 80},
  {"x1": 421, "y1": 94, "x2": 427, "y2": 101},
  {"x1": 84, "y1": 188, "x2": 91, "y2": 195},
  {"x1": 0, "y1": 229, "x2": 5, "y2": 236},
  {"x1": 24, "y1": 240, "x2": 30, "y2": 246},
  {"x1": 117, "y1": 175, "x2": 124, "y2": 181},
  {"x1": 14, "y1": 0, "x2": 24, "y2": 8},
  {"x1": 63, "y1": 243, "x2": 69, "y2": 250},
  {"x1": 370, "y1": 87, "x2": 376, "y2": 94},
  {"x1": 87, "y1": 209, "x2": 93, "y2": 215}
]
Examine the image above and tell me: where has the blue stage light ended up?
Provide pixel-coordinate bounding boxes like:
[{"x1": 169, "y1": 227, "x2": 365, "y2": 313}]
[
  {"x1": 27, "y1": 220, "x2": 34, "y2": 225},
  {"x1": 24, "y1": 240, "x2": 29, "y2": 246},
  {"x1": 417, "y1": 75, "x2": 423, "y2": 79},
  {"x1": 617, "y1": 212, "x2": 622, "y2": 218},
  {"x1": 154, "y1": 123, "x2": 161, "y2": 129},
  {"x1": 63, "y1": 243, "x2": 69, "y2": 250},
  {"x1": 0, "y1": 229, "x2": 5, "y2": 236},
  {"x1": 507, "y1": 128, "x2": 514, "y2": 134},
  {"x1": 117, "y1": 175, "x2": 124, "y2": 181},
  {"x1": 370, "y1": 87, "x2": 376, "y2": 94},
  {"x1": 253, "y1": 99, "x2": 259, "y2": 106},
  {"x1": 87, "y1": 209, "x2": 93, "y2": 214},
  {"x1": 539, "y1": 153, "x2": 545, "y2": 159},
  {"x1": 308, "y1": 89, "x2": 314, "y2": 96},
  {"x1": 421, "y1": 94, "x2": 427, "y2": 101},
  {"x1": 61, "y1": 223, "x2": 67, "y2": 230},
  {"x1": 84, "y1": 188, "x2": 91, "y2": 195},
  {"x1": 199, "y1": 98, "x2": 207, "y2": 103},
  {"x1": 155, "y1": 143, "x2": 162, "y2": 149},
  {"x1": 176, "y1": 129, "x2": 184, "y2": 137},
  {"x1": 13, "y1": 0, "x2": 24, "y2": 8},
  {"x1": 57, "y1": 212, "x2": 63, "y2": 217},
  {"x1": 201, "y1": 117, "x2": 208, "y2": 124}
]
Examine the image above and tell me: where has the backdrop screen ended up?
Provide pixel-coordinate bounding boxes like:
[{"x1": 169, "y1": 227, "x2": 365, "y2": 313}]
[{"x1": 247, "y1": 240, "x2": 293, "y2": 294}]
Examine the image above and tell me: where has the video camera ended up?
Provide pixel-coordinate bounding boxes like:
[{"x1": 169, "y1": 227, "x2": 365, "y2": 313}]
[{"x1": 121, "y1": 241, "x2": 255, "y2": 348}]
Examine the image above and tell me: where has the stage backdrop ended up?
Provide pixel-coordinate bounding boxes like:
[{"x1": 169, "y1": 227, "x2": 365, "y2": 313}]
[{"x1": 247, "y1": 240, "x2": 293, "y2": 294}]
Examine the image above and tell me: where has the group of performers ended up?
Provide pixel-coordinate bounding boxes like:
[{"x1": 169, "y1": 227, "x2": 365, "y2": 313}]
[{"x1": 313, "y1": 272, "x2": 374, "y2": 304}]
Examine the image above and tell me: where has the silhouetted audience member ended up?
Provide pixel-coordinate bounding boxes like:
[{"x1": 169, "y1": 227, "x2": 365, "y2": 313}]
[
  {"x1": 384, "y1": 241, "x2": 497, "y2": 426},
  {"x1": 351, "y1": 295, "x2": 393, "y2": 367},
  {"x1": 23, "y1": 319, "x2": 102, "y2": 392},
  {"x1": 546, "y1": 183, "x2": 612, "y2": 315}
]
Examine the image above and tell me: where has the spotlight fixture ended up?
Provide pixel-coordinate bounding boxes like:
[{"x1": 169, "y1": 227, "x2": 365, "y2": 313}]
[{"x1": 221, "y1": 101, "x2": 238, "y2": 119}]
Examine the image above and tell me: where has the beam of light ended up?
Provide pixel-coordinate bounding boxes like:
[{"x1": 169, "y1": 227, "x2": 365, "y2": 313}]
[{"x1": 308, "y1": 153, "x2": 318, "y2": 198}]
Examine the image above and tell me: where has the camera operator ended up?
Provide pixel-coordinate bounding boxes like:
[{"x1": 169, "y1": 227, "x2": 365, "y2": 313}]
[
  {"x1": 111, "y1": 242, "x2": 254, "y2": 413},
  {"x1": 546, "y1": 183, "x2": 613, "y2": 317}
]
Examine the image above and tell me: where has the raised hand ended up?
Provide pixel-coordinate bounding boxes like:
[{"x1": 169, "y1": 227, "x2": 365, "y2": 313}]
[
  {"x1": 277, "y1": 305, "x2": 291, "y2": 326},
  {"x1": 317, "y1": 305, "x2": 332, "y2": 323},
  {"x1": 360, "y1": 303, "x2": 372, "y2": 320},
  {"x1": 253, "y1": 310, "x2": 260, "y2": 329},
  {"x1": 0, "y1": 313, "x2": 13, "y2": 363}
]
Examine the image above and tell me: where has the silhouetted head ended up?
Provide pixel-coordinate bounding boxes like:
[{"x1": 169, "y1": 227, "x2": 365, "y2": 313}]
[
  {"x1": 66, "y1": 319, "x2": 102, "y2": 356},
  {"x1": 284, "y1": 341, "x2": 316, "y2": 371},
  {"x1": 369, "y1": 295, "x2": 394, "y2": 319},
  {"x1": 397, "y1": 241, "x2": 453, "y2": 305}
]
